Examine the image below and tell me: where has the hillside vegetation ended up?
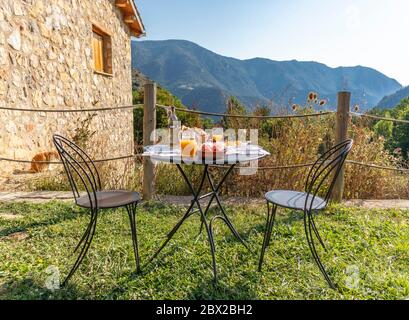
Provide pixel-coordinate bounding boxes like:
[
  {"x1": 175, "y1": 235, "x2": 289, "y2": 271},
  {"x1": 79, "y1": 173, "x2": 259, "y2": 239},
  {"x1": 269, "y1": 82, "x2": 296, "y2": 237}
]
[{"x1": 372, "y1": 98, "x2": 409, "y2": 160}]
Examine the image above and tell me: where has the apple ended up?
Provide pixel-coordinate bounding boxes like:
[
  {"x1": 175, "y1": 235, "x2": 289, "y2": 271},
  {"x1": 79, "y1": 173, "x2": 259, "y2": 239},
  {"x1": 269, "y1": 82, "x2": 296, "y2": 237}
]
[
  {"x1": 202, "y1": 143, "x2": 213, "y2": 153},
  {"x1": 201, "y1": 142, "x2": 225, "y2": 159}
]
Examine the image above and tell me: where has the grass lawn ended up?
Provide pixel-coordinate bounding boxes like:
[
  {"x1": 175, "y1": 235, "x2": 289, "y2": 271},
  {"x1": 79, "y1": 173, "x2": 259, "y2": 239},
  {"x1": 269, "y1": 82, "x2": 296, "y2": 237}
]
[{"x1": 0, "y1": 200, "x2": 408, "y2": 300}]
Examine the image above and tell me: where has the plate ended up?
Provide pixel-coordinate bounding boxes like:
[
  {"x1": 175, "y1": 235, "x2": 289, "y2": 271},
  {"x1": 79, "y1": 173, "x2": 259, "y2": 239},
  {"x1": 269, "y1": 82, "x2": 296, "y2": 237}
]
[{"x1": 144, "y1": 145, "x2": 181, "y2": 155}]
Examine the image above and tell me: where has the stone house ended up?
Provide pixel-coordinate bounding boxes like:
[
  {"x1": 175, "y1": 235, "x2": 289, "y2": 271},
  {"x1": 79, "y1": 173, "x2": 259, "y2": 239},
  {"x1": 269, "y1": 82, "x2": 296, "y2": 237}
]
[{"x1": 0, "y1": 0, "x2": 145, "y2": 179}]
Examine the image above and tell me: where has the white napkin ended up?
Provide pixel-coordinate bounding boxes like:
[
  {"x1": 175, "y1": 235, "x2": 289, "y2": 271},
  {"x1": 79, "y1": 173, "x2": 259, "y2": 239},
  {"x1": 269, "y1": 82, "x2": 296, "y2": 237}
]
[{"x1": 143, "y1": 145, "x2": 181, "y2": 156}]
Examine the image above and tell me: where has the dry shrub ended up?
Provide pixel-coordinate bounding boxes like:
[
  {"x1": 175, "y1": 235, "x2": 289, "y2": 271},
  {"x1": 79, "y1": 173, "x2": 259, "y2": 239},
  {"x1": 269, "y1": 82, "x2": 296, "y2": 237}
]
[
  {"x1": 28, "y1": 158, "x2": 141, "y2": 192},
  {"x1": 345, "y1": 119, "x2": 409, "y2": 199},
  {"x1": 95, "y1": 158, "x2": 141, "y2": 191},
  {"x1": 27, "y1": 170, "x2": 70, "y2": 191},
  {"x1": 221, "y1": 111, "x2": 335, "y2": 197},
  {"x1": 223, "y1": 113, "x2": 409, "y2": 199},
  {"x1": 155, "y1": 164, "x2": 204, "y2": 196}
]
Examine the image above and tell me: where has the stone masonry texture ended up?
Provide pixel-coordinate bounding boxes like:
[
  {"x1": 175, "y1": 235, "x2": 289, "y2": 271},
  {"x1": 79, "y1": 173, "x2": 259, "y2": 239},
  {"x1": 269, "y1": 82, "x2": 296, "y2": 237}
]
[{"x1": 0, "y1": 0, "x2": 134, "y2": 177}]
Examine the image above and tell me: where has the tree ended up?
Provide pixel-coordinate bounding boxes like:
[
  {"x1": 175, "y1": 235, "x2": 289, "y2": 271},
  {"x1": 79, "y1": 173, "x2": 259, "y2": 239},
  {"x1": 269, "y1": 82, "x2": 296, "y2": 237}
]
[
  {"x1": 373, "y1": 98, "x2": 409, "y2": 160},
  {"x1": 132, "y1": 86, "x2": 203, "y2": 149},
  {"x1": 222, "y1": 96, "x2": 248, "y2": 129},
  {"x1": 373, "y1": 112, "x2": 393, "y2": 141}
]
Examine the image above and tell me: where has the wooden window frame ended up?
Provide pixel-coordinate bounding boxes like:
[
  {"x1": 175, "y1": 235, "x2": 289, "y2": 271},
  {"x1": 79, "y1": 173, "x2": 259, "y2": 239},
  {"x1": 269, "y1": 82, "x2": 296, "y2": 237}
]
[{"x1": 92, "y1": 23, "x2": 113, "y2": 77}]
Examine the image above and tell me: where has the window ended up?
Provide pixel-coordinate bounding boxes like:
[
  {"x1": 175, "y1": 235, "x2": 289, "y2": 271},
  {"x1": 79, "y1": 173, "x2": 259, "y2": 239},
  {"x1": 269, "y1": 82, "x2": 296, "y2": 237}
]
[{"x1": 92, "y1": 25, "x2": 112, "y2": 75}]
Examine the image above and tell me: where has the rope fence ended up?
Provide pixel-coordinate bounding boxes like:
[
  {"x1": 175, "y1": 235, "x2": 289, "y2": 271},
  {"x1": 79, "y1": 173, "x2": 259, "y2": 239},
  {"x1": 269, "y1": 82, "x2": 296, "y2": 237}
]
[
  {"x1": 157, "y1": 104, "x2": 335, "y2": 119},
  {"x1": 211, "y1": 162, "x2": 317, "y2": 170},
  {"x1": 0, "y1": 154, "x2": 143, "y2": 165},
  {"x1": 0, "y1": 104, "x2": 143, "y2": 113},
  {"x1": 213, "y1": 160, "x2": 408, "y2": 173},
  {"x1": 345, "y1": 160, "x2": 409, "y2": 173},
  {"x1": 1, "y1": 103, "x2": 407, "y2": 124},
  {"x1": 350, "y1": 112, "x2": 409, "y2": 124},
  {"x1": 1, "y1": 156, "x2": 407, "y2": 173}
]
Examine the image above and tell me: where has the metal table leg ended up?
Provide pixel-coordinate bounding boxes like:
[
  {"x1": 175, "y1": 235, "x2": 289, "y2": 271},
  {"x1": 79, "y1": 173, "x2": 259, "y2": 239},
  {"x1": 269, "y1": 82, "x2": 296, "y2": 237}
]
[
  {"x1": 197, "y1": 164, "x2": 236, "y2": 237},
  {"x1": 205, "y1": 167, "x2": 253, "y2": 253},
  {"x1": 147, "y1": 164, "x2": 208, "y2": 264},
  {"x1": 148, "y1": 163, "x2": 249, "y2": 282}
]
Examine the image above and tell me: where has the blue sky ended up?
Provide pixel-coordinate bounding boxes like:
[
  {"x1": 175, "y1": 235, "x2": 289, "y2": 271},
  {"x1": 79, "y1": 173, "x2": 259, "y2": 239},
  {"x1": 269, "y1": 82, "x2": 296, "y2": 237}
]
[{"x1": 136, "y1": 0, "x2": 409, "y2": 85}]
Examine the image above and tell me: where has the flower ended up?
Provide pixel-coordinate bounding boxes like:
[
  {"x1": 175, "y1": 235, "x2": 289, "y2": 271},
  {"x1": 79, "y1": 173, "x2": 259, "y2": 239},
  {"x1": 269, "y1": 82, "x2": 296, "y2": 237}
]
[
  {"x1": 292, "y1": 104, "x2": 299, "y2": 111},
  {"x1": 354, "y1": 105, "x2": 360, "y2": 112},
  {"x1": 319, "y1": 99, "x2": 327, "y2": 106},
  {"x1": 308, "y1": 92, "x2": 317, "y2": 102},
  {"x1": 394, "y1": 148, "x2": 402, "y2": 155}
]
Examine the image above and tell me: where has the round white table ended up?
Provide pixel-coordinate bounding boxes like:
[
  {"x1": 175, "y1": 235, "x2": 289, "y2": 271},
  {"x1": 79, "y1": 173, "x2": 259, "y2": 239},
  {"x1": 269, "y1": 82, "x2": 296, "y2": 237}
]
[{"x1": 144, "y1": 145, "x2": 270, "y2": 282}]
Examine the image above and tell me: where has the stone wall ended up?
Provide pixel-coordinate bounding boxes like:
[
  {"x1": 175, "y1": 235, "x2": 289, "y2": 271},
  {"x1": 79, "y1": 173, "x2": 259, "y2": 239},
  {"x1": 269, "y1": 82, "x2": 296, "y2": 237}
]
[{"x1": 0, "y1": 0, "x2": 134, "y2": 180}]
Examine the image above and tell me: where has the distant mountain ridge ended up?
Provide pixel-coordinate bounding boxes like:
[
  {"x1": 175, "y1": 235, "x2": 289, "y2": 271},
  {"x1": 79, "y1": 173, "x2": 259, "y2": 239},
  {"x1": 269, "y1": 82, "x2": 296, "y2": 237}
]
[
  {"x1": 377, "y1": 86, "x2": 409, "y2": 109},
  {"x1": 132, "y1": 39, "x2": 401, "y2": 113}
]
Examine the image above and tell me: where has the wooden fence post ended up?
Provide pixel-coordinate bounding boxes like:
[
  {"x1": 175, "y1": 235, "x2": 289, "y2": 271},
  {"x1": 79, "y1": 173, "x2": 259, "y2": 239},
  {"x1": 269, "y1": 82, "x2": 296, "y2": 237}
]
[
  {"x1": 332, "y1": 91, "x2": 351, "y2": 202},
  {"x1": 143, "y1": 82, "x2": 157, "y2": 200}
]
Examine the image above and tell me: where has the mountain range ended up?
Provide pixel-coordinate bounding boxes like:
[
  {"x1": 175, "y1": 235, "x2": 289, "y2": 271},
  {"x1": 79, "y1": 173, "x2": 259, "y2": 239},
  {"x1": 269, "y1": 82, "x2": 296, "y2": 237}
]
[
  {"x1": 377, "y1": 86, "x2": 409, "y2": 109},
  {"x1": 131, "y1": 39, "x2": 402, "y2": 113}
]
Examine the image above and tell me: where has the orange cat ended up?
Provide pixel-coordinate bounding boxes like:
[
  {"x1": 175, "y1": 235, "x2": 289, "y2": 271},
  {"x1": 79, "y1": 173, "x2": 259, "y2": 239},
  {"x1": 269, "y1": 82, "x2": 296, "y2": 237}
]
[
  {"x1": 13, "y1": 151, "x2": 60, "y2": 175},
  {"x1": 29, "y1": 151, "x2": 60, "y2": 173}
]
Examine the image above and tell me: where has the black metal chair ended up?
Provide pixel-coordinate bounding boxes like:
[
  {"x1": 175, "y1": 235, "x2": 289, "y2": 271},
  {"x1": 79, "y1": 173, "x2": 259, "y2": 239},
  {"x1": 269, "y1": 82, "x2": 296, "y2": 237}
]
[
  {"x1": 53, "y1": 134, "x2": 141, "y2": 286},
  {"x1": 258, "y1": 139, "x2": 353, "y2": 289}
]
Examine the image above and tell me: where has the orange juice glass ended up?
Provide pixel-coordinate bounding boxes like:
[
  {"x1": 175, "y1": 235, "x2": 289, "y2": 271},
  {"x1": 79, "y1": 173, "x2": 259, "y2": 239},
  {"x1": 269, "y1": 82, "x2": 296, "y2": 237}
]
[
  {"x1": 180, "y1": 139, "x2": 198, "y2": 157},
  {"x1": 180, "y1": 131, "x2": 198, "y2": 158},
  {"x1": 212, "y1": 135, "x2": 223, "y2": 142},
  {"x1": 211, "y1": 128, "x2": 224, "y2": 142}
]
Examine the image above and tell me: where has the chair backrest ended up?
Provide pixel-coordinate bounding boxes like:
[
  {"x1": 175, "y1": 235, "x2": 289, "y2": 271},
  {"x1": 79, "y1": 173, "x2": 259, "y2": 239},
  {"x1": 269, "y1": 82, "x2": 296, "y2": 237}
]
[
  {"x1": 53, "y1": 135, "x2": 101, "y2": 209},
  {"x1": 304, "y1": 139, "x2": 353, "y2": 211}
]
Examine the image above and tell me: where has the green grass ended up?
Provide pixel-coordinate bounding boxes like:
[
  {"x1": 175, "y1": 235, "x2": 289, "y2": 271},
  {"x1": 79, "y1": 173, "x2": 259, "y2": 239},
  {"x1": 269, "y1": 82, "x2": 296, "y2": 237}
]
[{"x1": 0, "y1": 200, "x2": 408, "y2": 300}]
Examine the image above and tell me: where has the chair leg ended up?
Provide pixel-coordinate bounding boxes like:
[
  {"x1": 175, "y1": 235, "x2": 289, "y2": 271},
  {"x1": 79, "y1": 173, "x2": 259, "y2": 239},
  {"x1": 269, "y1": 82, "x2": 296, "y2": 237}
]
[
  {"x1": 74, "y1": 214, "x2": 95, "y2": 253},
  {"x1": 304, "y1": 210, "x2": 335, "y2": 289},
  {"x1": 258, "y1": 202, "x2": 277, "y2": 272},
  {"x1": 126, "y1": 203, "x2": 141, "y2": 274},
  {"x1": 204, "y1": 215, "x2": 218, "y2": 283},
  {"x1": 62, "y1": 208, "x2": 98, "y2": 287},
  {"x1": 310, "y1": 211, "x2": 327, "y2": 251}
]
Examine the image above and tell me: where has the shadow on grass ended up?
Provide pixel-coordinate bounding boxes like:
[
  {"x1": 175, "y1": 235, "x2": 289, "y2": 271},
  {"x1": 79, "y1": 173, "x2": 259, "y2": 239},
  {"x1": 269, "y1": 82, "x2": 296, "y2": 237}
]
[
  {"x1": 186, "y1": 276, "x2": 260, "y2": 300},
  {"x1": 141, "y1": 201, "x2": 186, "y2": 217},
  {"x1": 0, "y1": 208, "x2": 88, "y2": 238},
  {"x1": 0, "y1": 277, "x2": 88, "y2": 300}
]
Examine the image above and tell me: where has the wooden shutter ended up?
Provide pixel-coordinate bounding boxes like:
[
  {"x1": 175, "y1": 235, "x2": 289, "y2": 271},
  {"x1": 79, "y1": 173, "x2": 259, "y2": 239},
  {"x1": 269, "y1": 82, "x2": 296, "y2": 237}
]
[{"x1": 92, "y1": 32, "x2": 104, "y2": 72}]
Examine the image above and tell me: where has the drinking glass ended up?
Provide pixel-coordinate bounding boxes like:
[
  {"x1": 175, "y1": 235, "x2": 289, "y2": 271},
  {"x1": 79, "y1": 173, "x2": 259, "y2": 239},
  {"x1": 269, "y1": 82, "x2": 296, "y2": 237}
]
[
  {"x1": 180, "y1": 131, "x2": 198, "y2": 158},
  {"x1": 211, "y1": 128, "x2": 224, "y2": 142}
]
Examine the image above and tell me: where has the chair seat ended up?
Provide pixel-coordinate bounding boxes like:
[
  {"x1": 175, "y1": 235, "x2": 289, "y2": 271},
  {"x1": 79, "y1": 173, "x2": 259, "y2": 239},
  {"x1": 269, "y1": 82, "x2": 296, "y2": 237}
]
[
  {"x1": 76, "y1": 191, "x2": 141, "y2": 209},
  {"x1": 265, "y1": 190, "x2": 327, "y2": 210}
]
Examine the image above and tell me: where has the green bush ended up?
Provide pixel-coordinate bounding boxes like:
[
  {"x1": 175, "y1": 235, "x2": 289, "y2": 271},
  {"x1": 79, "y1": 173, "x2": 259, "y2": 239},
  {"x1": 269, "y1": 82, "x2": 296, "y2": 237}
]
[{"x1": 372, "y1": 98, "x2": 409, "y2": 160}]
